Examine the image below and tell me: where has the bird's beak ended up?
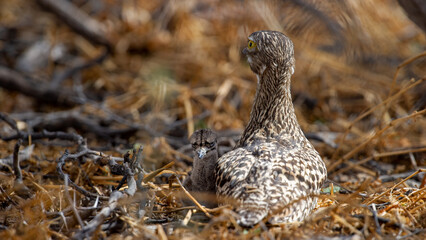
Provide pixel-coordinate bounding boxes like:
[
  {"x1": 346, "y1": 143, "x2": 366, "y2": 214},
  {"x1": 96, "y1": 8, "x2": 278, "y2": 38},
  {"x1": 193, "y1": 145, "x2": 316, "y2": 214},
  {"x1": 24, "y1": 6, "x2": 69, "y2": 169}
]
[{"x1": 196, "y1": 147, "x2": 207, "y2": 159}]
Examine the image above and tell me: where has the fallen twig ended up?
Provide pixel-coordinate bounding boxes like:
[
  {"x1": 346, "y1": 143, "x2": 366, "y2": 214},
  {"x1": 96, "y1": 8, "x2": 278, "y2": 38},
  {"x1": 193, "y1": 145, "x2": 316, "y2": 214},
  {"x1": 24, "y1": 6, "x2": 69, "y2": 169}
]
[
  {"x1": 11, "y1": 138, "x2": 33, "y2": 198},
  {"x1": 50, "y1": 49, "x2": 109, "y2": 89},
  {"x1": 386, "y1": 51, "x2": 426, "y2": 112},
  {"x1": 12, "y1": 139, "x2": 23, "y2": 182},
  {"x1": 72, "y1": 191, "x2": 124, "y2": 239},
  {"x1": 2, "y1": 129, "x2": 84, "y2": 144},
  {"x1": 331, "y1": 146, "x2": 426, "y2": 178},
  {"x1": 330, "y1": 78, "x2": 425, "y2": 164},
  {"x1": 369, "y1": 203, "x2": 382, "y2": 235},
  {"x1": 36, "y1": 0, "x2": 112, "y2": 49},
  {"x1": 11, "y1": 110, "x2": 137, "y2": 140},
  {"x1": 64, "y1": 176, "x2": 85, "y2": 228},
  {"x1": 173, "y1": 175, "x2": 212, "y2": 218},
  {"x1": 379, "y1": 170, "x2": 423, "y2": 183},
  {"x1": 332, "y1": 212, "x2": 363, "y2": 236},
  {"x1": 329, "y1": 109, "x2": 426, "y2": 172},
  {"x1": 0, "y1": 112, "x2": 22, "y2": 137},
  {"x1": 143, "y1": 162, "x2": 175, "y2": 183},
  {"x1": 57, "y1": 149, "x2": 109, "y2": 200},
  {"x1": 365, "y1": 169, "x2": 426, "y2": 205},
  {"x1": 0, "y1": 66, "x2": 83, "y2": 107}
]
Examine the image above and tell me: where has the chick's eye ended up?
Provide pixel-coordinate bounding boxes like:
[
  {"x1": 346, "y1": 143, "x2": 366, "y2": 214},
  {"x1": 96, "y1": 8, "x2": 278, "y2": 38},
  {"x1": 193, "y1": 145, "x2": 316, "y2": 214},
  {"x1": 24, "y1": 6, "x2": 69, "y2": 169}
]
[{"x1": 248, "y1": 40, "x2": 256, "y2": 49}]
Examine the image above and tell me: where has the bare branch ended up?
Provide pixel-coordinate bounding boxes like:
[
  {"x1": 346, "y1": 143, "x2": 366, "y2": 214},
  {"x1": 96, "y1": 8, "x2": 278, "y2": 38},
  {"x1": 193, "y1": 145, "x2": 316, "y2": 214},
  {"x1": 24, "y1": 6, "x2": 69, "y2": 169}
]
[
  {"x1": 0, "y1": 112, "x2": 22, "y2": 137},
  {"x1": 72, "y1": 191, "x2": 124, "y2": 239},
  {"x1": 36, "y1": 0, "x2": 112, "y2": 49},
  {"x1": 13, "y1": 139, "x2": 23, "y2": 182},
  {"x1": 57, "y1": 149, "x2": 109, "y2": 200},
  {"x1": 0, "y1": 66, "x2": 83, "y2": 107},
  {"x1": 64, "y1": 176, "x2": 84, "y2": 228}
]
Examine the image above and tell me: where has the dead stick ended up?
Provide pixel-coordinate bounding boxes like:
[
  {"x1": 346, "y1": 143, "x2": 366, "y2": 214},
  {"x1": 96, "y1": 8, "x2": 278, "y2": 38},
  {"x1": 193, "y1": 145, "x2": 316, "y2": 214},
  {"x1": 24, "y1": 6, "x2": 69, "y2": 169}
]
[
  {"x1": 332, "y1": 213, "x2": 363, "y2": 236},
  {"x1": 64, "y1": 176, "x2": 84, "y2": 228},
  {"x1": 152, "y1": 206, "x2": 198, "y2": 213},
  {"x1": 57, "y1": 150, "x2": 109, "y2": 200},
  {"x1": 72, "y1": 191, "x2": 123, "y2": 240},
  {"x1": 13, "y1": 139, "x2": 23, "y2": 182},
  {"x1": 0, "y1": 66, "x2": 82, "y2": 107},
  {"x1": 365, "y1": 169, "x2": 426, "y2": 205},
  {"x1": 385, "y1": 51, "x2": 426, "y2": 113},
  {"x1": 37, "y1": 0, "x2": 111, "y2": 49},
  {"x1": 332, "y1": 146, "x2": 426, "y2": 177},
  {"x1": 143, "y1": 162, "x2": 175, "y2": 183},
  {"x1": 0, "y1": 112, "x2": 22, "y2": 136},
  {"x1": 331, "y1": 77, "x2": 425, "y2": 161},
  {"x1": 328, "y1": 109, "x2": 426, "y2": 172},
  {"x1": 410, "y1": 200, "x2": 426, "y2": 213},
  {"x1": 174, "y1": 175, "x2": 212, "y2": 218}
]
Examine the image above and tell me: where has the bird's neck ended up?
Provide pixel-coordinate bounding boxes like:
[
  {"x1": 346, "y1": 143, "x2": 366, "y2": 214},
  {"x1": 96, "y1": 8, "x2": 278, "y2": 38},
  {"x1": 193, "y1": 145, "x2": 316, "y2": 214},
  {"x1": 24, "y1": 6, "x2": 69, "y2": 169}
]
[
  {"x1": 237, "y1": 66, "x2": 307, "y2": 147},
  {"x1": 192, "y1": 150, "x2": 217, "y2": 191},
  {"x1": 192, "y1": 151, "x2": 217, "y2": 178}
]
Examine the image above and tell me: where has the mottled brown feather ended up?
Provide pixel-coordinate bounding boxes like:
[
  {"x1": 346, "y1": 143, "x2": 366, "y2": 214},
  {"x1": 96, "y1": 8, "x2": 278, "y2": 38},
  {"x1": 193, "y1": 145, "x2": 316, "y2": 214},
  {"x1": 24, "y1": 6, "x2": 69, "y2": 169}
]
[{"x1": 215, "y1": 31, "x2": 327, "y2": 227}]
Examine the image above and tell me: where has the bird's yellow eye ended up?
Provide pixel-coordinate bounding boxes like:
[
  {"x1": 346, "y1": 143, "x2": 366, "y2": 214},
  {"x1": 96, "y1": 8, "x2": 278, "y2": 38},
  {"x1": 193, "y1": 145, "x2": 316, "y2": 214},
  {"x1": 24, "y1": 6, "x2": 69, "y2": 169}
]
[{"x1": 248, "y1": 40, "x2": 256, "y2": 49}]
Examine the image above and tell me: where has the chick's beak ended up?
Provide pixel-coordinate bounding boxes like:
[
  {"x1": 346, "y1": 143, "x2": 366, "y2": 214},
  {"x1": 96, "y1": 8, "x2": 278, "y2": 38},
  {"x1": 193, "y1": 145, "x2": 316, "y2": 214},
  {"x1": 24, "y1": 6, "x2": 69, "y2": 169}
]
[{"x1": 196, "y1": 147, "x2": 207, "y2": 159}]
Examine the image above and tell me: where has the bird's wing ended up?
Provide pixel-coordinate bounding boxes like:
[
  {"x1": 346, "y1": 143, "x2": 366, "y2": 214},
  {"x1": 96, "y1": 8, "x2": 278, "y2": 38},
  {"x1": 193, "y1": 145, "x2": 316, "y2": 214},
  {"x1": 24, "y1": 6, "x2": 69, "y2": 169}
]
[
  {"x1": 216, "y1": 147, "x2": 258, "y2": 197},
  {"x1": 215, "y1": 141, "x2": 327, "y2": 226},
  {"x1": 215, "y1": 143, "x2": 273, "y2": 227},
  {"x1": 267, "y1": 143, "x2": 327, "y2": 222}
]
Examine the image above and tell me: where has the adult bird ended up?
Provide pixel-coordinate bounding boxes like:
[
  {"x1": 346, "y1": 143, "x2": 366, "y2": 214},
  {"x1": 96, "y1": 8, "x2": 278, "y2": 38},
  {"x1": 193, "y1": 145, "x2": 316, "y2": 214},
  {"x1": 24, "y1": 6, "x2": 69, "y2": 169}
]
[{"x1": 215, "y1": 30, "x2": 327, "y2": 227}]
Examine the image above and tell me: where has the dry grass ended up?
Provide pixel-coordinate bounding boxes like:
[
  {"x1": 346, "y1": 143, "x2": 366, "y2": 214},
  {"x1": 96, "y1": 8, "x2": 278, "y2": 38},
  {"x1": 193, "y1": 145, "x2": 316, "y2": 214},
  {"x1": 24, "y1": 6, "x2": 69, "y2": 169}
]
[{"x1": 0, "y1": 0, "x2": 425, "y2": 239}]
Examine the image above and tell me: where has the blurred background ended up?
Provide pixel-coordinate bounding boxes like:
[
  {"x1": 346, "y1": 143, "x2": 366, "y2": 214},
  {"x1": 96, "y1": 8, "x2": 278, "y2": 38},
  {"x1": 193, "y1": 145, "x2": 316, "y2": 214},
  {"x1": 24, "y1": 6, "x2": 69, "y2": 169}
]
[{"x1": 1, "y1": 0, "x2": 425, "y2": 176}]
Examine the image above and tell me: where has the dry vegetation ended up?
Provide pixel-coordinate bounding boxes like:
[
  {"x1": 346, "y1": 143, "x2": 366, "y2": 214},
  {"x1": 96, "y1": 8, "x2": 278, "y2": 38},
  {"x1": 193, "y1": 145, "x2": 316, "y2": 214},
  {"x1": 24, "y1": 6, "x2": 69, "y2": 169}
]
[{"x1": 0, "y1": 0, "x2": 425, "y2": 239}]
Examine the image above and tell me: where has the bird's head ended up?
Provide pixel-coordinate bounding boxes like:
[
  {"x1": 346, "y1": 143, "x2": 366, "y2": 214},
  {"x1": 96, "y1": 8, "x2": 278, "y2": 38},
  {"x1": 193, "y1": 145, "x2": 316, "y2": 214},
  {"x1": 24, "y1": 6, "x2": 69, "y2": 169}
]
[
  {"x1": 190, "y1": 129, "x2": 217, "y2": 159},
  {"x1": 242, "y1": 30, "x2": 295, "y2": 76}
]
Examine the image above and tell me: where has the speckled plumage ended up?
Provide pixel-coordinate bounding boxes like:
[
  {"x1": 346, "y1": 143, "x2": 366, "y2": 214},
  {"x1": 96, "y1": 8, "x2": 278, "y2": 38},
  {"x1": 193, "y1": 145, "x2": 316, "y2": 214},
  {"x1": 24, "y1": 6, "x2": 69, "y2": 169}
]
[
  {"x1": 215, "y1": 31, "x2": 327, "y2": 227},
  {"x1": 183, "y1": 129, "x2": 218, "y2": 208}
]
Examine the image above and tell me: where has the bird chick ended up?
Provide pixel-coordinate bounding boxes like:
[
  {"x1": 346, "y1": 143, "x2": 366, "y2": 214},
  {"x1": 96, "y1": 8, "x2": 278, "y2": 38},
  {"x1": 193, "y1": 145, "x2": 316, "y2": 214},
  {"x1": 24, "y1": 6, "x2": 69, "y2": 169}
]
[{"x1": 183, "y1": 129, "x2": 218, "y2": 208}]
